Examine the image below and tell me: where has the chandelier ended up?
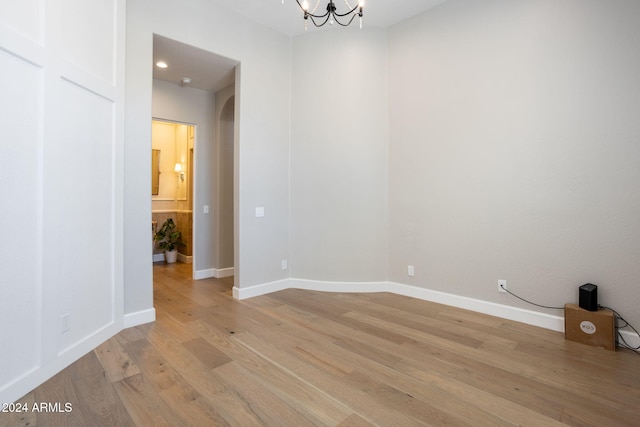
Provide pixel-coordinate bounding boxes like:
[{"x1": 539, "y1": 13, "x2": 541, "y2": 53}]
[{"x1": 283, "y1": 1, "x2": 365, "y2": 30}]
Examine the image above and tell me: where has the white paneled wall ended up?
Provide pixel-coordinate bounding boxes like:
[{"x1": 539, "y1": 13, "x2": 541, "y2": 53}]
[
  {"x1": 0, "y1": 43, "x2": 42, "y2": 396},
  {"x1": 0, "y1": 0, "x2": 125, "y2": 404},
  {"x1": 0, "y1": 1, "x2": 41, "y2": 42}
]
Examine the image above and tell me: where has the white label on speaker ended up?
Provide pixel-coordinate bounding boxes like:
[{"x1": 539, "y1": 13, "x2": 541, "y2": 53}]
[{"x1": 580, "y1": 321, "x2": 596, "y2": 335}]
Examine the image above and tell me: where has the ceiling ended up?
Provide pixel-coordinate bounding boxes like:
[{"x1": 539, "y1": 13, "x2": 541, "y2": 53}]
[
  {"x1": 153, "y1": 35, "x2": 238, "y2": 93},
  {"x1": 152, "y1": 0, "x2": 447, "y2": 93},
  {"x1": 216, "y1": 0, "x2": 448, "y2": 37}
]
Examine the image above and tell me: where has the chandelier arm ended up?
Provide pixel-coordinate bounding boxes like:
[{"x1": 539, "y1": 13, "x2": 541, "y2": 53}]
[
  {"x1": 333, "y1": 3, "x2": 359, "y2": 18},
  {"x1": 332, "y1": 12, "x2": 358, "y2": 27},
  {"x1": 309, "y1": 10, "x2": 331, "y2": 19},
  {"x1": 309, "y1": 14, "x2": 332, "y2": 27}
]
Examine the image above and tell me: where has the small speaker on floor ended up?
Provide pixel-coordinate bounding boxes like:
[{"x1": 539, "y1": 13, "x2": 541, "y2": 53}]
[{"x1": 579, "y1": 283, "x2": 598, "y2": 312}]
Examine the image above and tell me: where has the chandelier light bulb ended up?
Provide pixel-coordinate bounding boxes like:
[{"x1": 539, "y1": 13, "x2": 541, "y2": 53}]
[{"x1": 302, "y1": 0, "x2": 309, "y2": 11}]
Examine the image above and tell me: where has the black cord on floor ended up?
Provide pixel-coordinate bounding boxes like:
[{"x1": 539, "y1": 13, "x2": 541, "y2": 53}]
[
  {"x1": 499, "y1": 284, "x2": 565, "y2": 310},
  {"x1": 598, "y1": 305, "x2": 640, "y2": 354}
]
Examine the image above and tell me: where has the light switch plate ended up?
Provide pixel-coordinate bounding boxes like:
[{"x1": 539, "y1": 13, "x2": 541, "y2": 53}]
[{"x1": 255, "y1": 207, "x2": 265, "y2": 217}]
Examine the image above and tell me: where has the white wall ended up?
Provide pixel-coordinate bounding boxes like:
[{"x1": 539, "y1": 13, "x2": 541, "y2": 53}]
[
  {"x1": 125, "y1": 0, "x2": 292, "y2": 323},
  {"x1": 290, "y1": 28, "x2": 389, "y2": 282},
  {"x1": 388, "y1": 0, "x2": 640, "y2": 327},
  {"x1": 0, "y1": 0, "x2": 125, "y2": 404}
]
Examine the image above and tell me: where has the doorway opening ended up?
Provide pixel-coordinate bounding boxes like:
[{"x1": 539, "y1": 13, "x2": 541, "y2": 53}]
[
  {"x1": 151, "y1": 34, "x2": 238, "y2": 286},
  {"x1": 151, "y1": 119, "x2": 195, "y2": 276}
]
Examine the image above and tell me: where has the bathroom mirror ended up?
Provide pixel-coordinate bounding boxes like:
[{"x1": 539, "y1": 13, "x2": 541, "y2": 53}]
[
  {"x1": 151, "y1": 120, "x2": 193, "y2": 202},
  {"x1": 151, "y1": 149, "x2": 160, "y2": 195}
]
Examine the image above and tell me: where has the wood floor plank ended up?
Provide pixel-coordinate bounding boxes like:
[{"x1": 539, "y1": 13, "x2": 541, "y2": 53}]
[
  {"x1": 342, "y1": 308, "x2": 614, "y2": 406},
  {"x1": 339, "y1": 294, "x2": 516, "y2": 349},
  {"x1": 157, "y1": 380, "x2": 231, "y2": 427},
  {"x1": 234, "y1": 330, "x2": 429, "y2": 427},
  {"x1": 0, "y1": 393, "x2": 36, "y2": 427},
  {"x1": 111, "y1": 373, "x2": 180, "y2": 427},
  {"x1": 213, "y1": 361, "x2": 319, "y2": 426},
  {"x1": 337, "y1": 413, "x2": 378, "y2": 427},
  {"x1": 114, "y1": 326, "x2": 146, "y2": 345},
  {"x1": 269, "y1": 290, "x2": 413, "y2": 345},
  {"x1": 313, "y1": 345, "x2": 511, "y2": 425},
  {"x1": 42, "y1": 350, "x2": 134, "y2": 427},
  {"x1": 143, "y1": 319, "x2": 276, "y2": 426},
  {"x1": 31, "y1": 367, "x2": 88, "y2": 427},
  {"x1": 123, "y1": 338, "x2": 183, "y2": 393},
  {"x1": 182, "y1": 337, "x2": 232, "y2": 369},
  {"x1": 95, "y1": 337, "x2": 141, "y2": 383},
  {"x1": 69, "y1": 369, "x2": 136, "y2": 427},
  {"x1": 255, "y1": 311, "x2": 543, "y2": 426},
  {"x1": 189, "y1": 319, "x2": 354, "y2": 426},
  {"x1": 123, "y1": 335, "x2": 231, "y2": 426}
]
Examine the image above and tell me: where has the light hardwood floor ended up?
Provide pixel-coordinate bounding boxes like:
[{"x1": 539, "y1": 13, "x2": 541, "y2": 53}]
[{"x1": 3, "y1": 262, "x2": 640, "y2": 426}]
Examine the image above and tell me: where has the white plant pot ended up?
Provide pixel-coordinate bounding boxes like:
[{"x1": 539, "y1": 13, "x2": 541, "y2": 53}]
[{"x1": 165, "y1": 249, "x2": 178, "y2": 264}]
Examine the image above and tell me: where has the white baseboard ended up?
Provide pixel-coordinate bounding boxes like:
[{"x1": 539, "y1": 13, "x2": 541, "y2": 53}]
[
  {"x1": 387, "y1": 281, "x2": 565, "y2": 332},
  {"x1": 124, "y1": 308, "x2": 156, "y2": 328},
  {"x1": 619, "y1": 330, "x2": 640, "y2": 350},
  {"x1": 153, "y1": 253, "x2": 193, "y2": 264},
  {"x1": 233, "y1": 278, "x2": 290, "y2": 300},
  {"x1": 194, "y1": 267, "x2": 234, "y2": 280},
  {"x1": 233, "y1": 278, "x2": 565, "y2": 333}
]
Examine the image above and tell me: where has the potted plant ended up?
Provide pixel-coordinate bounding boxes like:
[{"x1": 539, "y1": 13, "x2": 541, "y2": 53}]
[{"x1": 154, "y1": 218, "x2": 183, "y2": 263}]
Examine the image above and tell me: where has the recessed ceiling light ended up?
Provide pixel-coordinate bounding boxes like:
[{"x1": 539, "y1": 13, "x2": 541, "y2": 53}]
[{"x1": 156, "y1": 61, "x2": 168, "y2": 69}]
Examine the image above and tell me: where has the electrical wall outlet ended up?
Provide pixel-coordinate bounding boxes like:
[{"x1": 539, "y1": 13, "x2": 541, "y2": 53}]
[
  {"x1": 408, "y1": 265, "x2": 415, "y2": 277},
  {"x1": 62, "y1": 313, "x2": 70, "y2": 332},
  {"x1": 498, "y1": 279, "x2": 507, "y2": 293},
  {"x1": 281, "y1": 259, "x2": 288, "y2": 270}
]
